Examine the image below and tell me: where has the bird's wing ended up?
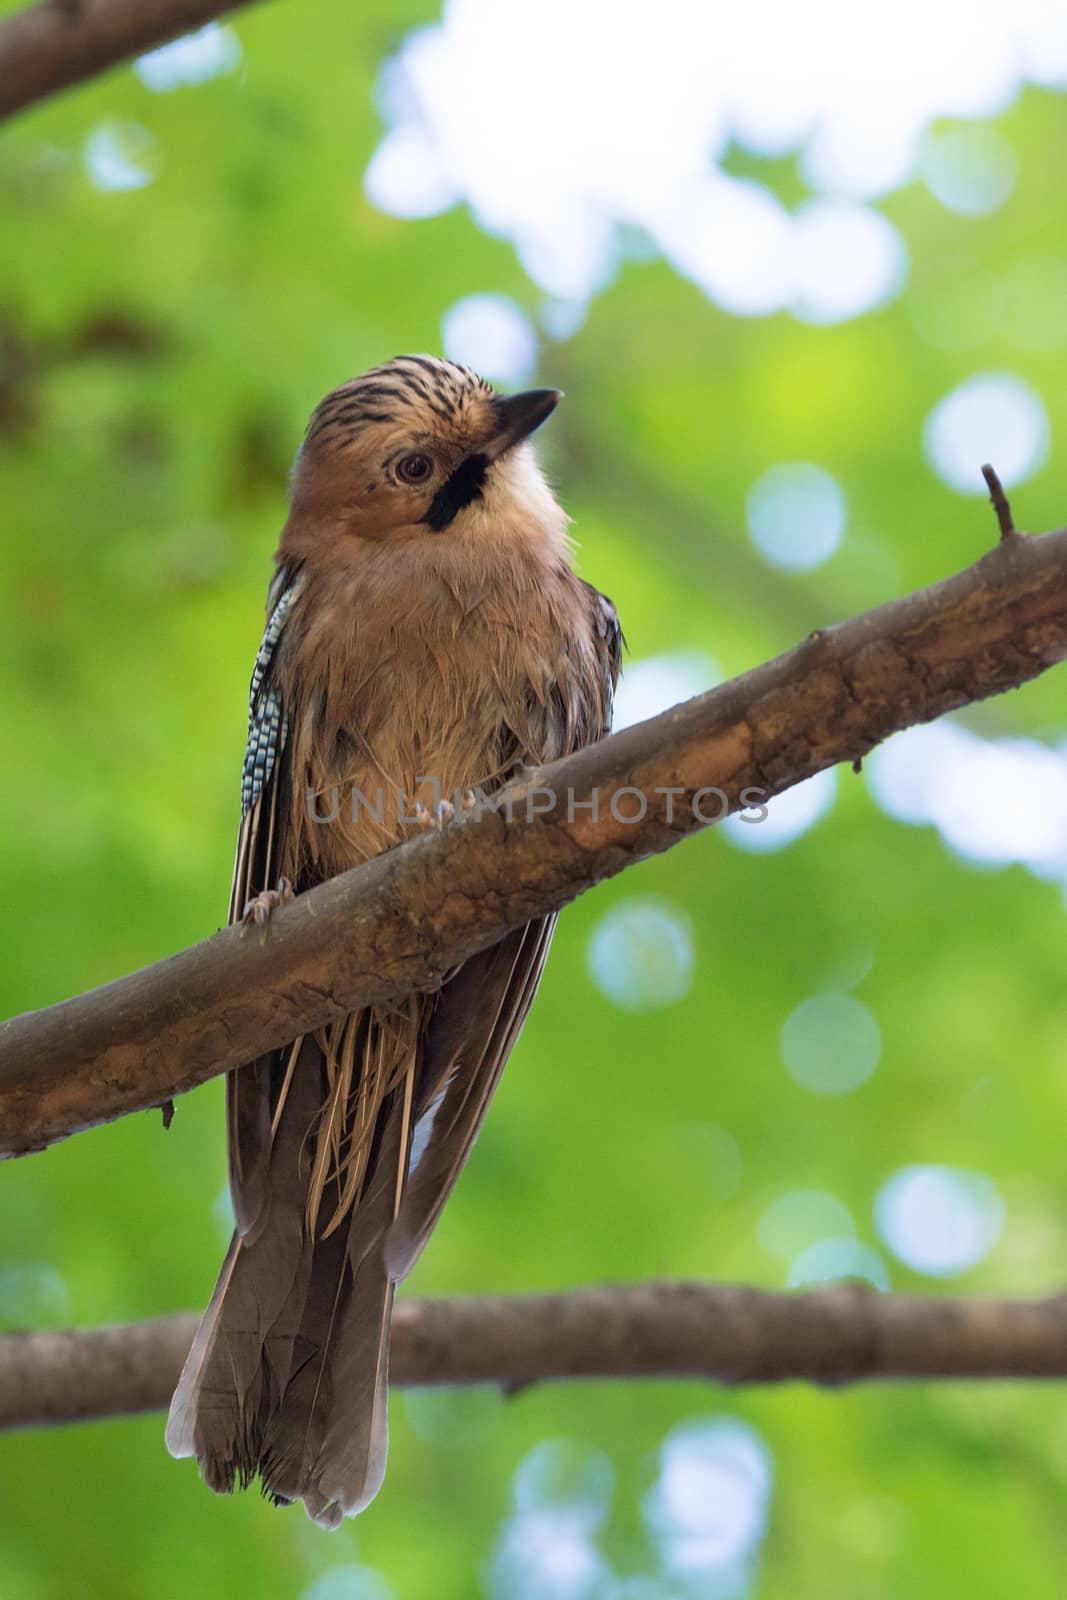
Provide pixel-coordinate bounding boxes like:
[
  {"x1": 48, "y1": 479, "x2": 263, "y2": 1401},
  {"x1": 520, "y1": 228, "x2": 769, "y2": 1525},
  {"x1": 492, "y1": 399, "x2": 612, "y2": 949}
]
[
  {"x1": 580, "y1": 580, "x2": 624, "y2": 739},
  {"x1": 385, "y1": 582, "x2": 623, "y2": 1280},
  {"x1": 226, "y1": 563, "x2": 305, "y2": 1238}
]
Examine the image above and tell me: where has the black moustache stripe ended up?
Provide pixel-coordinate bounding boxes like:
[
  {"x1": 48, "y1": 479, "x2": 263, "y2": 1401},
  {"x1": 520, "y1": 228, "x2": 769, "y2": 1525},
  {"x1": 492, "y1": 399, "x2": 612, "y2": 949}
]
[{"x1": 424, "y1": 453, "x2": 489, "y2": 532}]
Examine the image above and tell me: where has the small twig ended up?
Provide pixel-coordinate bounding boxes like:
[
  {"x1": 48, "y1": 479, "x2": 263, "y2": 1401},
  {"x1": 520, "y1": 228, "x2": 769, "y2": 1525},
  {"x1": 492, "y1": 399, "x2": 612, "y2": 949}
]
[
  {"x1": 4, "y1": 1284, "x2": 1067, "y2": 1431},
  {"x1": 981, "y1": 464, "x2": 1016, "y2": 541}
]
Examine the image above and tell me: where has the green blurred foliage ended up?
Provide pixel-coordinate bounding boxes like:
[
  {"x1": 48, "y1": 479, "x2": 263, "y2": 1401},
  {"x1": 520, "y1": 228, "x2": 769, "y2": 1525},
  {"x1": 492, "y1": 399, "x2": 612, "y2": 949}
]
[{"x1": 2, "y1": 4, "x2": 1067, "y2": 1597}]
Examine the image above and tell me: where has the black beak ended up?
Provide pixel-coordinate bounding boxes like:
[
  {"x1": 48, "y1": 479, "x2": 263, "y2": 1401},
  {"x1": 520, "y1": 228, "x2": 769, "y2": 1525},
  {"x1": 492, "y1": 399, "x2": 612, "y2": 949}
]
[{"x1": 483, "y1": 388, "x2": 563, "y2": 461}]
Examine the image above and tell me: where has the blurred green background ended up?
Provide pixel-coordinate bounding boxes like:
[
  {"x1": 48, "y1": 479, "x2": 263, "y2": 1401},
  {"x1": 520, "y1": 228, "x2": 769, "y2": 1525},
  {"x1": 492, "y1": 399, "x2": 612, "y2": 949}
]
[{"x1": 4, "y1": 2, "x2": 1067, "y2": 1596}]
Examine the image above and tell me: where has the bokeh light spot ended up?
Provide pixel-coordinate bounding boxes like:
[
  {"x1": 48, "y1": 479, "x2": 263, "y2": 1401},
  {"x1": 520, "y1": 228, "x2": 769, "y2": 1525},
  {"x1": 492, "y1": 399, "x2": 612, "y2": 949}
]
[
  {"x1": 920, "y1": 124, "x2": 1016, "y2": 216},
  {"x1": 441, "y1": 293, "x2": 537, "y2": 385},
  {"x1": 723, "y1": 768, "x2": 837, "y2": 855},
  {"x1": 790, "y1": 201, "x2": 908, "y2": 323},
  {"x1": 875, "y1": 1165, "x2": 1004, "y2": 1275},
  {"x1": 611, "y1": 651, "x2": 721, "y2": 733},
  {"x1": 84, "y1": 122, "x2": 159, "y2": 192},
  {"x1": 787, "y1": 1237, "x2": 890, "y2": 1291},
  {"x1": 492, "y1": 1440, "x2": 613, "y2": 1600},
  {"x1": 301, "y1": 1568, "x2": 394, "y2": 1600},
  {"x1": 588, "y1": 899, "x2": 694, "y2": 1012},
  {"x1": 644, "y1": 1415, "x2": 773, "y2": 1577},
  {"x1": 599, "y1": 1582, "x2": 671, "y2": 1600},
  {"x1": 655, "y1": 175, "x2": 793, "y2": 317},
  {"x1": 800, "y1": 114, "x2": 918, "y2": 199},
  {"x1": 490, "y1": 1512, "x2": 609, "y2": 1600},
  {"x1": 364, "y1": 0, "x2": 1050, "y2": 325},
  {"x1": 515, "y1": 210, "x2": 618, "y2": 301},
  {"x1": 758, "y1": 1189, "x2": 857, "y2": 1262},
  {"x1": 513, "y1": 1439, "x2": 614, "y2": 1530},
  {"x1": 923, "y1": 372, "x2": 1049, "y2": 493},
  {"x1": 867, "y1": 722, "x2": 1067, "y2": 876},
  {"x1": 363, "y1": 125, "x2": 458, "y2": 219},
  {"x1": 0, "y1": 1263, "x2": 72, "y2": 1331},
  {"x1": 780, "y1": 993, "x2": 881, "y2": 1094},
  {"x1": 135, "y1": 23, "x2": 241, "y2": 91},
  {"x1": 539, "y1": 297, "x2": 589, "y2": 341},
  {"x1": 746, "y1": 462, "x2": 846, "y2": 573}
]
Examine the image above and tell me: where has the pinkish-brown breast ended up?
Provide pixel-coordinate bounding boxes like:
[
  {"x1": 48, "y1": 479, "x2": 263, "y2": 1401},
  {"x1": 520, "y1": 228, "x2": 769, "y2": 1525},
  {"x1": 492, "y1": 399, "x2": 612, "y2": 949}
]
[{"x1": 275, "y1": 534, "x2": 604, "y2": 885}]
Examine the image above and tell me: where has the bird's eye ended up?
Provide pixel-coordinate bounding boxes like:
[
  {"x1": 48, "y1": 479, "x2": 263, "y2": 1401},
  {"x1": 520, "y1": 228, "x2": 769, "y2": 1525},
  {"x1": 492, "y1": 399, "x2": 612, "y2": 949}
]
[{"x1": 396, "y1": 453, "x2": 433, "y2": 485}]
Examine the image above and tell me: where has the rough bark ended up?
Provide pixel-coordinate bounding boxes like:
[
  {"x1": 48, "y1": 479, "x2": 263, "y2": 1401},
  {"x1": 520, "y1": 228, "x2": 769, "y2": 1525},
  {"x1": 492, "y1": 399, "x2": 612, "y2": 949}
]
[
  {"x1": 3, "y1": 1282, "x2": 1066, "y2": 1430},
  {"x1": 3, "y1": 522, "x2": 1067, "y2": 1156},
  {"x1": 0, "y1": 0, "x2": 253, "y2": 122}
]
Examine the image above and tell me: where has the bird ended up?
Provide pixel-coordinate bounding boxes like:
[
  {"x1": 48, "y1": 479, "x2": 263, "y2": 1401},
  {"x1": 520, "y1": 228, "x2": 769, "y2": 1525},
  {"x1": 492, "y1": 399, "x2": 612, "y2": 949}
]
[{"x1": 165, "y1": 355, "x2": 622, "y2": 1528}]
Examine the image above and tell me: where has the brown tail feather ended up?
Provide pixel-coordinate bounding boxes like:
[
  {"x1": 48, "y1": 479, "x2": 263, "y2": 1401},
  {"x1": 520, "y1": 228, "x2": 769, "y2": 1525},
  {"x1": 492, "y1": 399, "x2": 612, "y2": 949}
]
[
  {"x1": 166, "y1": 1031, "x2": 409, "y2": 1527},
  {"x1": 385, "y1": 919, "x2": 555, "y2": 1281}
]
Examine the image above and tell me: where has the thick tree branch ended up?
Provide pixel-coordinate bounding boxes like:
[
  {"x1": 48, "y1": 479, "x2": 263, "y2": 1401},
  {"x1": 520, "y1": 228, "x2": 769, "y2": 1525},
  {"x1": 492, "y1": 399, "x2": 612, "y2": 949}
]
[
  {"x1": 3, "y1": 1283, "x2": 1067, "y2": 1430},
  {"x1": 4, "y1": 522, "x2": 1067, "y2": 1155},
  {"x1": 0, "y1": 0, "x2": 254, "y2": 122}
]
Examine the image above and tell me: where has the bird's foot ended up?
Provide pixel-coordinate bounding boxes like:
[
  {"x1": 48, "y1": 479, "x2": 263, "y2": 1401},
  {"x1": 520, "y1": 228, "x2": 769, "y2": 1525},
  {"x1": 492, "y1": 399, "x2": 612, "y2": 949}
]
[
  {"x1": 242, "y1": 877, "x2": 295, "y2": 929},
  {"x1": 414, "y1": 799, "x2": 455, "y2": 832}
]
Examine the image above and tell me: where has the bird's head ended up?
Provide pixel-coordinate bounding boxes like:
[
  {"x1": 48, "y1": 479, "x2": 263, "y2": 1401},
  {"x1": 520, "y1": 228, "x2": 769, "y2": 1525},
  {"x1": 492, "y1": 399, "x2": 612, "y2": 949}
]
[{"x1": 283, "y1": 356, "x2": 566, "y2": 554}]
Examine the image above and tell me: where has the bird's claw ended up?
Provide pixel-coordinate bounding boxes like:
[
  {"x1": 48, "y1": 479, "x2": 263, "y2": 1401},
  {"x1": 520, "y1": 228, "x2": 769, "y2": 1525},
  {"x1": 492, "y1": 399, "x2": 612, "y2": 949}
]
[
  {"x1": 414, "y1": 799, "x2": 455, "y2": 832},
  {"x1": 242, "y1": 877, "x2": 295, "y2": 929}
]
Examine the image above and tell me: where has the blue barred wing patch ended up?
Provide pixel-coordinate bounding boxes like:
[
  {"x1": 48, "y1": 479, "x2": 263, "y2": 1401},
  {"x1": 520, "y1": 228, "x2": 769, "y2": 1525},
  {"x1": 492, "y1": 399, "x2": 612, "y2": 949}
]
[{"x1": 240, "y1": 572, "x2": 304, "y2": 815}]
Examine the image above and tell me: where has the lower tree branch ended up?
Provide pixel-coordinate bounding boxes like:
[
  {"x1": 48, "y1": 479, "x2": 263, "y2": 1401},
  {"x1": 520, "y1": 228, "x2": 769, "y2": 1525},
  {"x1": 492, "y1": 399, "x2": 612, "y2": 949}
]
[
  {"x1": 0, "y1": 0, "x2": 254, "y2": 122},
  {"x1": 4, "y1": 521, "x2": 1067, "y2": 1155},
  {"x1": 3, "y1": 1283, "x2": 1067, "y2": 1430}
]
